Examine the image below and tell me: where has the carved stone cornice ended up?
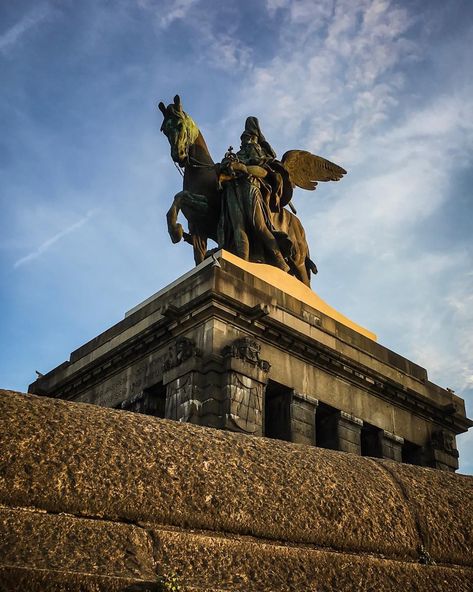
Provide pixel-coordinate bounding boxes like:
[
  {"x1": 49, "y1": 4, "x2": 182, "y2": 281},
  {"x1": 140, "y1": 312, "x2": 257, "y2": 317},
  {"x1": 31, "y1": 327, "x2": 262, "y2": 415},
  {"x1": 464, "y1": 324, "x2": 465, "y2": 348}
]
[
  {"x1": 28, "y1": 288, "x2": 473, "y2": 436},
  {"x1": 251, "y1": 312, "x2": 473, "y2": 435},
  {"x1": 29, "y1": 318, "x2": 172, "y2": 400}
]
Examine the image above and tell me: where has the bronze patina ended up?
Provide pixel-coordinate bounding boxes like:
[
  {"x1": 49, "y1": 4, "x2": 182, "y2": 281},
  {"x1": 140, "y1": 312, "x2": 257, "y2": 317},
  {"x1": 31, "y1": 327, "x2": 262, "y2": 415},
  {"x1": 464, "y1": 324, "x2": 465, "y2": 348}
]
[{"x1": 158, "y1": 95, "x2": 346, "y2": 286}]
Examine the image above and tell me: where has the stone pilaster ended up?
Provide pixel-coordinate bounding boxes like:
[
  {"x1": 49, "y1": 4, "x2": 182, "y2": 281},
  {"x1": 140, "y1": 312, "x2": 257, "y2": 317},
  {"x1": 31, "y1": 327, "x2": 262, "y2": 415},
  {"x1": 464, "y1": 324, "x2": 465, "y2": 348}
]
[
  {"x1": 162, "y1": 337, "x2": 204, "y2": 424},
  {"x1": 290, "y1": 393, "x2": 318, "y2": 445},
  {"x1": 221, "y1": 337, "x2": 270, "y2": 436},
  {"x1": 380, "y1": 430, "x2": 404, "y2": 462},
  {"x1": 337, "y1": 411, "x2": 363, "y2": 454},
  {"x1": 427, "y1": 430, "x2": 459, "y2": 472}
]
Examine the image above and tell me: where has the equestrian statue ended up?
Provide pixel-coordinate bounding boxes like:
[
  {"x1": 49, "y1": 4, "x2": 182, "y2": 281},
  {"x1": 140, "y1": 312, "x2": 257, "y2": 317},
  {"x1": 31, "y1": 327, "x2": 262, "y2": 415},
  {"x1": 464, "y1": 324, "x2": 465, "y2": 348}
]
[{"x1": 158, "y1": 95, "x2": 346, "y2": 287}]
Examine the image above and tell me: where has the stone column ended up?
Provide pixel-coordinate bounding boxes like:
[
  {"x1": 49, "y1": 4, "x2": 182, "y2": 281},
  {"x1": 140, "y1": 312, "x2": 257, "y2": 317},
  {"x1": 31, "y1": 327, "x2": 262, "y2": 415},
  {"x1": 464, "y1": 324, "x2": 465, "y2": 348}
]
[
  {"x1": 380, "y1": 430, "x2": 404, "y2": 462},
  {"x1": 221, "y1": 337, "x2": 270, "y2": 437},
  {"x1": 290, "y1": 393, "x2": 318, "y2": 445},
  {"x1": 336, "y1": 411, "x2": 363, "y2": 454}
]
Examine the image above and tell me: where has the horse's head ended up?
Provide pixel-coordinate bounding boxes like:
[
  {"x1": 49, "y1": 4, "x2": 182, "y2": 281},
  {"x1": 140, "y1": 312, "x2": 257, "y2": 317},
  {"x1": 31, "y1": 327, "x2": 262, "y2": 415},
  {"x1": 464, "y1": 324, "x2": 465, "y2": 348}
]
[{"x1": 158, "y1": 95, "x2": 199, "y2": 167}]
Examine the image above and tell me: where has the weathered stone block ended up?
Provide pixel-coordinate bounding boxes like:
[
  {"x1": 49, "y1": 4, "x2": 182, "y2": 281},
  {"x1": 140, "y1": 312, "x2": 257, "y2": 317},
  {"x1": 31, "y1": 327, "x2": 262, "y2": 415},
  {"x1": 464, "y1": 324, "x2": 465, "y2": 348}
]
[
  {"x1": 0, "y1": 391, "x2": 422, "y2": 560},
  {"x1": 291, "y1": 397, "x2": 316, "y2": 424},
  {"x1": 337, "y1": 411, "x2": 363, "y2": 454},
  {"x1": 291, "y1": 420, "x2": 314, "y2": 444},
  {"x1": 0, "y1": 507, "x2": 155, "y2": 580},
  {"x1": 0, "y1": 567, "x2": 156, "y2": 592},
  {"x1": 381, "y1": 430, "x2": 404, "y2": 462},
  {"x1": 429, "y1": 448, "x2": 459, "y2": 472},
  {"x1": 377, "y1": 459, "x2": 473, "y2": 567},
  {"x1": 148, "y1": 526, "x2": 473, "y2": 592}
]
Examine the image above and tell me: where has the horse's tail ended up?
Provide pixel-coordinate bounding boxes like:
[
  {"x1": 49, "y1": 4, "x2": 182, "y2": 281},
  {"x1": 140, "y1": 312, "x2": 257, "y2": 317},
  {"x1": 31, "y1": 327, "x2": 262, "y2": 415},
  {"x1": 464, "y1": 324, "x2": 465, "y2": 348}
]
[{"x1": 306, "y1": 256, "x2": 318, "y2": 275}]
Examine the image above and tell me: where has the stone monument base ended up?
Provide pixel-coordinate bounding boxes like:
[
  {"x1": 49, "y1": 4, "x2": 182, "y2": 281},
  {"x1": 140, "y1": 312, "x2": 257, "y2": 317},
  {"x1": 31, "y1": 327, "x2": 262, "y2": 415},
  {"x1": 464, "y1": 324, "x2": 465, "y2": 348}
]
[{"x1": 29, "y1": 250, "x2": 472, "y2": 472}]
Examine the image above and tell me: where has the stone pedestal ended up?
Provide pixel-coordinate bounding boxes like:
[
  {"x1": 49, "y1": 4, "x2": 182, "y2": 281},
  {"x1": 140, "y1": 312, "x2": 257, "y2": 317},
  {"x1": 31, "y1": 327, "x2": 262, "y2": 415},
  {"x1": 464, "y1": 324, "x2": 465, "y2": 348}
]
[{"x1": 28, "y1": 250, "x2": 473, "y2": 471}]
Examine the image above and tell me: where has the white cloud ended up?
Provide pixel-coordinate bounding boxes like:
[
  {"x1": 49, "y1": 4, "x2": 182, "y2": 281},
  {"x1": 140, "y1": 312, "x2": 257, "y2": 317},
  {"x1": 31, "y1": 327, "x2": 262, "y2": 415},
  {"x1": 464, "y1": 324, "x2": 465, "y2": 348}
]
[
  {"x1": 265, "y1": 0, "x2": 290, "y2": 17},
  {"x1": 0, "y1": 4, "x2": 51, "y2": 53},
  {"x1": 136, "y1": 0, "x2": 199, "y2": 28},
  {"x1": 203, "y1": 32, "x2": 252, "y2": 70},
  {"x1": 290, "y1": 0, "x2": 334, "y2": 26},
  {"x1": 137, "y1": 0, "x2": 251, "y2": 69},
  {"x1": 223, "y1": 0, "x2": 416, "y2": 158},
  {"x1": 158, "y1": 0, "x2": 199, "y2": 28},
  {"x1": 316, "y1": 91, "x2": 473, "y2": 259}
]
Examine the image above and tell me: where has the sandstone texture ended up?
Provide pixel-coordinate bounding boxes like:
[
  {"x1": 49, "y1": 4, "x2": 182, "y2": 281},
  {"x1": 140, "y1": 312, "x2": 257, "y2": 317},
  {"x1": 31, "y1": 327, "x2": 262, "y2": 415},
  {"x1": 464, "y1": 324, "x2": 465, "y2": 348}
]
[{"x1": 1, "y1": 390, "x2": 472, "y2": 591}]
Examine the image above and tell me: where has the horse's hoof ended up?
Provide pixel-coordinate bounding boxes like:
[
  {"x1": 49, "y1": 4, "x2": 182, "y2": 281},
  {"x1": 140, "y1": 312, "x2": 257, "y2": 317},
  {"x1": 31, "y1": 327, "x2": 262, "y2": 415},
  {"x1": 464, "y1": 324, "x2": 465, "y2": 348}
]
[{"x1": 169, "y1": 224, "x2": 184, "y2": 243}]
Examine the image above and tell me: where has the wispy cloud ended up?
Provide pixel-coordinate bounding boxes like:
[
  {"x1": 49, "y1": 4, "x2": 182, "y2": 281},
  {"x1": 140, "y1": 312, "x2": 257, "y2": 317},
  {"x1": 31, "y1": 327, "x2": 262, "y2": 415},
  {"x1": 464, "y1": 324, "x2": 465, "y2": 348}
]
[
  {"x1": 202, "y1": 31, "x2": 252, "y2": 71},
  {"x1": 160, "y1": 0, "x2": 198, "y2": 28},
  {"x1": 137, "y1": 0, "x2": 199, "y2": 29},
  {"x1": 139, "y1": 0, "x2": 251, "y2": 69},
  {"x1": 0, "y1": 4, "x2": 51, "y2": 53},
  {"x1": 314, "y1": 89, "x2": 473, "y2": 262},
  {"x1": 219, "y1": 0, "x2": 416, "y2": 154},
  {"x1": 14, "y1": 209, "x2": 97, "y2": 269}
]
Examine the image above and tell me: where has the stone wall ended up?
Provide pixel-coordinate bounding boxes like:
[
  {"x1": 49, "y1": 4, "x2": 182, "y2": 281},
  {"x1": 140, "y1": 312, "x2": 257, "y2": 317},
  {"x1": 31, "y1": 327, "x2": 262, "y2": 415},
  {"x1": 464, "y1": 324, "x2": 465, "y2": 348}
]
[{"x1": 1, "y1": 389, "x2": 472, "y2": 591}]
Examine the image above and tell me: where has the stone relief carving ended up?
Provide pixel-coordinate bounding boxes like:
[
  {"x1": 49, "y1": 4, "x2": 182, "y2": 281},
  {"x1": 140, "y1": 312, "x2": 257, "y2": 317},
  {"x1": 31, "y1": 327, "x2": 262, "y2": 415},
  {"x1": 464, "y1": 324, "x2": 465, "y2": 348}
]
[
  {"x1": 221, "y1": 336, "x2": 269, "y2": 436},
  {"x1": 100, "y1": 372, "x2": 127, "y2": 407},
  {"x1": 163, "y1": 336, "x2": 201, "y2": 371},
  {"x1": 431, "y1": 429, "x2": 457, "y2": 455},
  {"x1": 221, "y1": 337, "x2": 271, "y2": 372}
]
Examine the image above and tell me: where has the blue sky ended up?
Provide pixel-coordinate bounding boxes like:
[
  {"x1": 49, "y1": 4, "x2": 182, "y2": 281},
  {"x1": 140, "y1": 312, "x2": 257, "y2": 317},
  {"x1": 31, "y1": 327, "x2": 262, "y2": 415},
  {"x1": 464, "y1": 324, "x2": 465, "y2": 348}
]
[{"x1": 1, "y1": 0, "x2": 472, "y2": 472}]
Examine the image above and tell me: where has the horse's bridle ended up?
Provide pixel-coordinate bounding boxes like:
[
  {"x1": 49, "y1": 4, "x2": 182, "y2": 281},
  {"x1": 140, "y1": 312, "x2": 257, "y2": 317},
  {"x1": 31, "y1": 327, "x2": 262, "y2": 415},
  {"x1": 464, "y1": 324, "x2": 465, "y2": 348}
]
[
  {"x1": 171, "y1": 149, "x2": 212, "y2": 178},
  {"x1": 186, "y1": 153, "x2": 214, "y2": 169}
]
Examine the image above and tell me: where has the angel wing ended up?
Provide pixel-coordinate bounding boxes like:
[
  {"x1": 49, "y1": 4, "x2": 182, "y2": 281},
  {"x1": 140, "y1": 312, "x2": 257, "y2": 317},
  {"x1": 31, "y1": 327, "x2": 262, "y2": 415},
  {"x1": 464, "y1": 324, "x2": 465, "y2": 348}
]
[{"x1": 281, "y1": 150, "x2": 347, "y2": 191}]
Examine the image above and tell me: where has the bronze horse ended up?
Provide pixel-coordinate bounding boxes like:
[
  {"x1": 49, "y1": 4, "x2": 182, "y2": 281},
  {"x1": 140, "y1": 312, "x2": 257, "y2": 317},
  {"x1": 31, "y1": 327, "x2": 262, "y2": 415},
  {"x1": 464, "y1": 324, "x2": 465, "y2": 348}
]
[
  {"x1": 158, "y1": 95, "x2": 346, "y2": 286},
  {"x1": 158, "y1": 96, "x2": 219, "y2": 265}
]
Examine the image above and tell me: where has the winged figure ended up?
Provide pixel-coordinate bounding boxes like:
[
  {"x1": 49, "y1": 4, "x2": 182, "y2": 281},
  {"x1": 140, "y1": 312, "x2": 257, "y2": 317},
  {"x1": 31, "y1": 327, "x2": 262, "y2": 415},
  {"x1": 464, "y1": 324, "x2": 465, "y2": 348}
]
[{"x1": 237, "y1": 116, "x2": 346, "y2": 213}]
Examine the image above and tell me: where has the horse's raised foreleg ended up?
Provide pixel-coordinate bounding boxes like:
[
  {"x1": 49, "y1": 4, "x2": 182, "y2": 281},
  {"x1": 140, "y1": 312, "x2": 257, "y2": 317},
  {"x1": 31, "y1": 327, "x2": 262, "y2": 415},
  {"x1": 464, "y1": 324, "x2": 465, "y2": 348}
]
[
  {"x1": 166, "y1": 192, "x2": 185, "y2": 244},
  {"x1": 166, "y1": 190, "x2": 215, "y2": 265}
]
